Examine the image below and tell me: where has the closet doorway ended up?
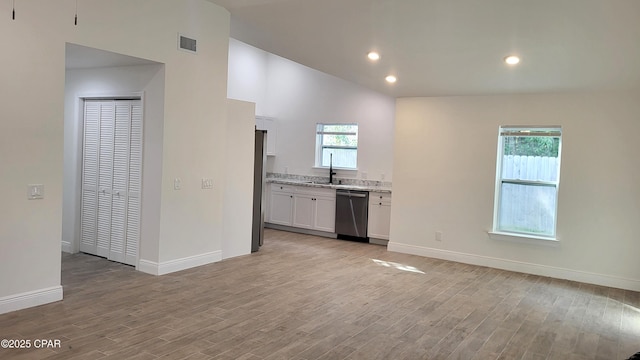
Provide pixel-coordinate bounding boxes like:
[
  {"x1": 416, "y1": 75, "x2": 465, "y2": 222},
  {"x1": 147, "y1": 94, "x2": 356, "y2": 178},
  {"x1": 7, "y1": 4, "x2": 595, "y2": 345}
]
[{"x1": 80, "y1": 99, "x2": 142, "y2": 266}]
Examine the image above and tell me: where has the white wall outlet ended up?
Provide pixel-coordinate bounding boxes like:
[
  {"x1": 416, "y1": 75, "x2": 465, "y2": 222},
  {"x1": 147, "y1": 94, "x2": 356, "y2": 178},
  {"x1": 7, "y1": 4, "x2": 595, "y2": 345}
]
[
  {"x1": 201, "y1": 178, "x2": 214, "y2": 189},
  {"x1": 27, "y1": 184, "x2": 44, "y2": 200},
  {"x1": 435, "y1": 231, "x2": 443, "y2": 242},
  {"x1": 361, "y1": 172, "x2": 368, "y2": 180},
  {"x1": 284, "y1": 166, "x2": 289, "y2": 174},
  {"x1": 381, "y1": 173, "x2": 385, "y2": 181},
  {"x1": 174, "y1": 178, "x2": 182, "y2": 190}
]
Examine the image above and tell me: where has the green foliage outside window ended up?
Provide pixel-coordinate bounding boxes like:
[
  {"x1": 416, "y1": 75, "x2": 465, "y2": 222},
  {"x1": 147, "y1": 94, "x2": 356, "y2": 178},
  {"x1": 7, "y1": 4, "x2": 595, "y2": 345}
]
[
  {"x1": 321, "y1": 125, "x2": 358, "y2": 147},
  {"x1": 503, "y1": 136, "x2": 559, "y2": 157}
]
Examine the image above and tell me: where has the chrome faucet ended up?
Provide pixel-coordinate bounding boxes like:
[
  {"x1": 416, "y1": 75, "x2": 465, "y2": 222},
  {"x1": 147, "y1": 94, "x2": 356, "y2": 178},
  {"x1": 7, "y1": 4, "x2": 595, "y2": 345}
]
[{"x1": 329, "y1": 153, "x2": 337, "y2": 184}]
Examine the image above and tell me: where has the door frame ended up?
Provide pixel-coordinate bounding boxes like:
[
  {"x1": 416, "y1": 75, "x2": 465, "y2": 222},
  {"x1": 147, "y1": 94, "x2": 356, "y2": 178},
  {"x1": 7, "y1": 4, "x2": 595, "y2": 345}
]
[{"x1": 72, "y1": 92, "x2": 144, "y2": 268}]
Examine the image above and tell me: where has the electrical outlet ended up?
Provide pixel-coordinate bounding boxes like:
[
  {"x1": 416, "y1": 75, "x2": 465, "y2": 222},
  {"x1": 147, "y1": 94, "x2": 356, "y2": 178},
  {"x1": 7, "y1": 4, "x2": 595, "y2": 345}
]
[
  {"x1": 285, "y1": 166, "x2": 289, "y2": 174},
  {"x1": 362, "y1": 172, "x2": 368, "y2": 180},
  {"x1": 435, "y1": 231, "x2": 443, "y2": 242},
  {"x1": 381, "y1": 173, "x2": 385, "y2": 181},
  {"x1": 174, "y1": 178, "x2": 182, "y2": 190}
]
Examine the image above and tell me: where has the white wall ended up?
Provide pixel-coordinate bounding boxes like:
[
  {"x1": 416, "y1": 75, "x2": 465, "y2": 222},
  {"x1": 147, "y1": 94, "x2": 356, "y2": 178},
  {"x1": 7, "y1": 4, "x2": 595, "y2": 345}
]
[
  {"x1": 0, "y1": 0, "x2": 232, "y2": 313},
  {"x1": 228, "y1": 40, "x2": 268, "y2": 116},
  {"x1": 222, "y1": 99, "x2": 256, "y2": 259},
  {"x1": 389, "y1": 91, "x2": 640, "y2": 291},
  {"x1": 63, "y1": 64, "x2": 165, "y2": 265},
  {"x1": 227, "y1": 39, "x2": 396, "y2": 181}
]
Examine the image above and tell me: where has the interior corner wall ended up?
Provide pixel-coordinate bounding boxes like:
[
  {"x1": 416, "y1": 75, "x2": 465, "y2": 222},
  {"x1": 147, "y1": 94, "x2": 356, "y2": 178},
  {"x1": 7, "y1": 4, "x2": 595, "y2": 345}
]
[
  {"x1": 62, "y1": 64, "x2": 165, "y2": 265},
  {"x1": 227, "y1": 39, "x2": 268, "y2": 116},
  {"x1": 222, "y1": 99, "x2": 256, "y2": 260},
  {"x1": 227, "y1": 39, "x2": 396, "y2": 181},
  {"x1": 389, "y1": 91, "x2": 640, "y2": 291},
  {"x1": 0, "y1": 0, "x2": 231, "y2": 312}
]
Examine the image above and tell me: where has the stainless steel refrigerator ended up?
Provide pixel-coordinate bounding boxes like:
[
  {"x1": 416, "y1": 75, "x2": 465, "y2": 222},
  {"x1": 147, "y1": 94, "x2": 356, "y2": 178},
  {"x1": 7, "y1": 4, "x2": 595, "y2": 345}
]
[{"x1": 252, "y1": 129, "x2": 267, "y2": 252}]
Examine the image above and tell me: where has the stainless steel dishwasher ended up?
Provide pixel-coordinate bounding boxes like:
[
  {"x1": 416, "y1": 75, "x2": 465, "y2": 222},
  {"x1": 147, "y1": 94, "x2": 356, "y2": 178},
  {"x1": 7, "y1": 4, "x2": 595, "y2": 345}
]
[{"x1": 335, "y1": 190, "x2": 369, "y2": 239}]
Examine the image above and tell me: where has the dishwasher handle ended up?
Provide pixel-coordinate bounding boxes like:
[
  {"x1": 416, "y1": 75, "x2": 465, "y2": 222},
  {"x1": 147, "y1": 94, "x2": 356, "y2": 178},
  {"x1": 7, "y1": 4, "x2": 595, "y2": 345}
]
[{"x1": 336, "y1": 191, "x2": 367, "y2": 198}]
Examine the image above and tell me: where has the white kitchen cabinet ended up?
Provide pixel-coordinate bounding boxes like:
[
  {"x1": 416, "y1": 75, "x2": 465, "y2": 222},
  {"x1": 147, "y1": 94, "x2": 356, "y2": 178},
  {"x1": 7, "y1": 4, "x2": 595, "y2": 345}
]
[
  {"x1": 292, "y1": 193, "x2": 314, "y2": 229},
  {"x1": 368, "y1": 193, "x2": 392, "y2": 241},
  {"x1": 313, "y1": 195, "x2": 336, "y2": 233},
  {"x1": 294, "y1": 187, "x2": 336, "y2": 232},
  {"x1": 256, "y1": 116, "x2": 277, "y2": 156},
  {"x1": 268, "y1": 184, "x2": 336, "y2": 233},
  {"x1": 269, "y1": 185, "x2": 294, "y2": 226}
]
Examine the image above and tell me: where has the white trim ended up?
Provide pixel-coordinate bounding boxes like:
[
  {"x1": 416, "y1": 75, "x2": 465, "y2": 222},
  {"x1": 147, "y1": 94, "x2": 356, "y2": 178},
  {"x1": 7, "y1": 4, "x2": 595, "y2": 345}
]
[
  {"x1": 75, "y1": 92, "x2": 145, "y2": 264},
  {"x1": 387, "y1": 242, "x2": 640, "y2": 292},
  {"x1": 138, "y1": 251, "x2": 222, "y2": 276},
  {"x1": 488, "y1": 231, "x2": 558, "y2": 244},
  {"x1": 0, "y1": 286, "x2": 63, "y2": 315},
  {"x1": 61, "y1": 241, "x2": 73, "y2": 253}
]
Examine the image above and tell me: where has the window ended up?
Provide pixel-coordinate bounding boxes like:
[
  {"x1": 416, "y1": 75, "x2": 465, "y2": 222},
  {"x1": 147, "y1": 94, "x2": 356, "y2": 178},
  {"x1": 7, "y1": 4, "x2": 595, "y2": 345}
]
[
  {"x1": 493, "y1": 126, "x2": 562, "y2": 238},
  {"x1": 315, "y1": 124, "x2": 358, "y2": 169}
]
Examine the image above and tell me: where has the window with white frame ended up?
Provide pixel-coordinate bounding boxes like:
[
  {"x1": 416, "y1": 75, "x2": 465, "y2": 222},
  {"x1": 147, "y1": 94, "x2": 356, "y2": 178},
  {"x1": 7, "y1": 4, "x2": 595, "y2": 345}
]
[
  {"x1": 493, "y1": 126, "x2": 562, "y2": 238},
  {"x1": 315, "y1": 124, "x2": 358, "y2": 169}
]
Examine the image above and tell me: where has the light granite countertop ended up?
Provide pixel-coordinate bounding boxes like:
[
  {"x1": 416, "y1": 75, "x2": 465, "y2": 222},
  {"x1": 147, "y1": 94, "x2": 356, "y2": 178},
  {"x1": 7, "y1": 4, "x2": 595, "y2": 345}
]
[{"x1": 266, "y1": 178, "x2": 392, "y2": 193}]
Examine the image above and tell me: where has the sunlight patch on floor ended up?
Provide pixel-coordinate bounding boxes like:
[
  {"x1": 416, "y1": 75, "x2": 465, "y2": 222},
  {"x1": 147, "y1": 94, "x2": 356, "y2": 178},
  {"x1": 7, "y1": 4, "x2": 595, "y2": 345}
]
[
  {"x1": 623, "y1": 303, "x2": 640, "y2": 335},
  {"x1": 372, "y1": 259, "x2": 425, "y2": 274}
]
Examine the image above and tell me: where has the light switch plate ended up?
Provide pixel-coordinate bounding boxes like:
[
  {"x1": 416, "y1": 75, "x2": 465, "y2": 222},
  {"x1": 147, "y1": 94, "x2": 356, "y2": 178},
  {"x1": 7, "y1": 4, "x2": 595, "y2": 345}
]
[
  {"x1": 28, "y1": 184, "x2": 44, "y2": 200},
  {"x1": 174, "y1": 178, "x2": 182, "y2": 190},
  {"x1": 201, "y1": 178, "x2": 213, "y2": 189}
]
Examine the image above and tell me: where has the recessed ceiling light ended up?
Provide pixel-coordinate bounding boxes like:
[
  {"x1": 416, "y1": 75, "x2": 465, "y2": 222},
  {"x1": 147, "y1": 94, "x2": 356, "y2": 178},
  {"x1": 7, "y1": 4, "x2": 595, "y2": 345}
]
[
  {"x1": 504, "y1": 55, "x2": 520, "y2": 65},
  {"x1": 385, "y1": 75, "x2": 397, "y2": 83},
  {"x1": 367, "y1": 52, "x2": 380, "y2": 61}
]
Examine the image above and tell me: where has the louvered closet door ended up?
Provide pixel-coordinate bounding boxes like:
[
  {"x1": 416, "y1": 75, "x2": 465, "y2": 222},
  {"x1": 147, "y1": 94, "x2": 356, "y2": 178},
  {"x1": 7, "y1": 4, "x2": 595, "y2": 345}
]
[
  {"x1": 110, "y1": 100, "x2": 142, "y2": 266},
  {"x1": 125, "y1": 102, "x2": 142, "y2": 266},
  {"x1": 80, "y1": 101, "x2": 101, "y2": 254},
  {"x1": 80, "y1": 99, "x2": 142, "y2": 267},
  {"x1": 109, "y1": 102, "x2": 131, "y2": 264},
  {"x1": 96, "y1": 102, "x2": 115, "y2": 258}
]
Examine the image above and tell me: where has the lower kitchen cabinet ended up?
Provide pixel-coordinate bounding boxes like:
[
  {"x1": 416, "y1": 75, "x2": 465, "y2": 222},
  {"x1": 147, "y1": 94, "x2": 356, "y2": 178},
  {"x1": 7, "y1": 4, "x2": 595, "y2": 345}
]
[
  {"x1": 368, "y1": 192, "x2": 392, "y2": 241},
  {"x1": 292, "y1": 193, "x2": 314, "y2": 229},
  {"x1": 313, "y1": 195, "x2": 336, "y2": 232},
  {"x1": 268, "y1": 184, "x2": 336, "y2": 233},
  {"x1": 269, "y1": 185, "x2": 295, "y2": 226}
]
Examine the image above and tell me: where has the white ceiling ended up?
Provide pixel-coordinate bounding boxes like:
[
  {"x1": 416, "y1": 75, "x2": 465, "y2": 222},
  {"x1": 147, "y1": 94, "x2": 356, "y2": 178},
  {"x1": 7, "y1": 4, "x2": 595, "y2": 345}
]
[{"x1": 210, "y1": 0, "x2": 640, "y2": 97}]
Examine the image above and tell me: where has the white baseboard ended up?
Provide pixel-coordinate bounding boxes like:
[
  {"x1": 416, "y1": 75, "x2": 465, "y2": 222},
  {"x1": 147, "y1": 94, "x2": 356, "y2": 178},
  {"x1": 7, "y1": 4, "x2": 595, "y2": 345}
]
[
  {"x1": 138, "y1": 251, "x2": 222, "y2": 276},
  {"x1": 61, "y1": 241, "x2": 72, "y2": 253},
  {"x1": 387, "y1": 242, "x2": 640, "y2": 292},
  {"x1": 0, "y1": 286, "x2": 63, "y2": 315}
]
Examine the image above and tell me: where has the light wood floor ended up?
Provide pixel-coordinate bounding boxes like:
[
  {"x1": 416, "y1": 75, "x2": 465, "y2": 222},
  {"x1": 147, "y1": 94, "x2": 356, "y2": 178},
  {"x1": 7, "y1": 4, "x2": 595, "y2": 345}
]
[{"x1": 1, "y1": 229, "x2": 639, "y2": 360}]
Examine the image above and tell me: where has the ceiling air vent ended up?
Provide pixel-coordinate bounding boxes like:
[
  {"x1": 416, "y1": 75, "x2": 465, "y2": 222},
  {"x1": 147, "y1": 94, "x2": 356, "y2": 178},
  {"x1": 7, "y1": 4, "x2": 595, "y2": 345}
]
[{"x1": 178, "y1": 34, "x2": 197, "y2": 54}]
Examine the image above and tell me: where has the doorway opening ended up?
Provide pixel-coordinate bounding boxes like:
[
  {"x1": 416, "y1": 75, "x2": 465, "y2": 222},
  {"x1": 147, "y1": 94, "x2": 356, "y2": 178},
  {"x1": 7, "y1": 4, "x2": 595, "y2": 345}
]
[{"x1": 62, "y1": 43, "x2": 165, "y2": 270}]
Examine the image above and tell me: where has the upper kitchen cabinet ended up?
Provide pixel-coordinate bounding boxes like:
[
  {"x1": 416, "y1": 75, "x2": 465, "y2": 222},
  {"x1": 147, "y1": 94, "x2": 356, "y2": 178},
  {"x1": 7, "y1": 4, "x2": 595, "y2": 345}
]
[{"x1": 256, "y1": 116, "x2": 277, "y2": 156}]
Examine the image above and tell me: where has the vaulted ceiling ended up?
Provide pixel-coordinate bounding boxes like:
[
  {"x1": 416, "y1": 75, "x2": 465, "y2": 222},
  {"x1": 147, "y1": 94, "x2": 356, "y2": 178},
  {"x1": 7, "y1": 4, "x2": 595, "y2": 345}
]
[{"x1": 210, "y1": 0, "x2": 640, "y2": 97}]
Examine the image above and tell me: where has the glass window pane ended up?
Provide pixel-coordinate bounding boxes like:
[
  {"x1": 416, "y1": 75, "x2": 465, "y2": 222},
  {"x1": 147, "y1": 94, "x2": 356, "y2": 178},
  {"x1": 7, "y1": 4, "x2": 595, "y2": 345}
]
[
  {"x1": 322, "y1": 148, "x2": 357, "y2": 168},
  {"x1": 317, "y1": 123, "x2": 358, "y2": 169},
  {"x1": 501, "y1": 154, "x2": 559, "y2": 182},
  {"x1": 321, "y1": 124, "x2": 358, "y2": 134},
  {"x1": 503, "y1": 136, "x2": 560, "y2": 157},
  {"x1": 499, "y1": 183, "x2": 557, "y2": 236},
  {"x1": 322, "y1": 134, "x2": 357, "y2": 147}
]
